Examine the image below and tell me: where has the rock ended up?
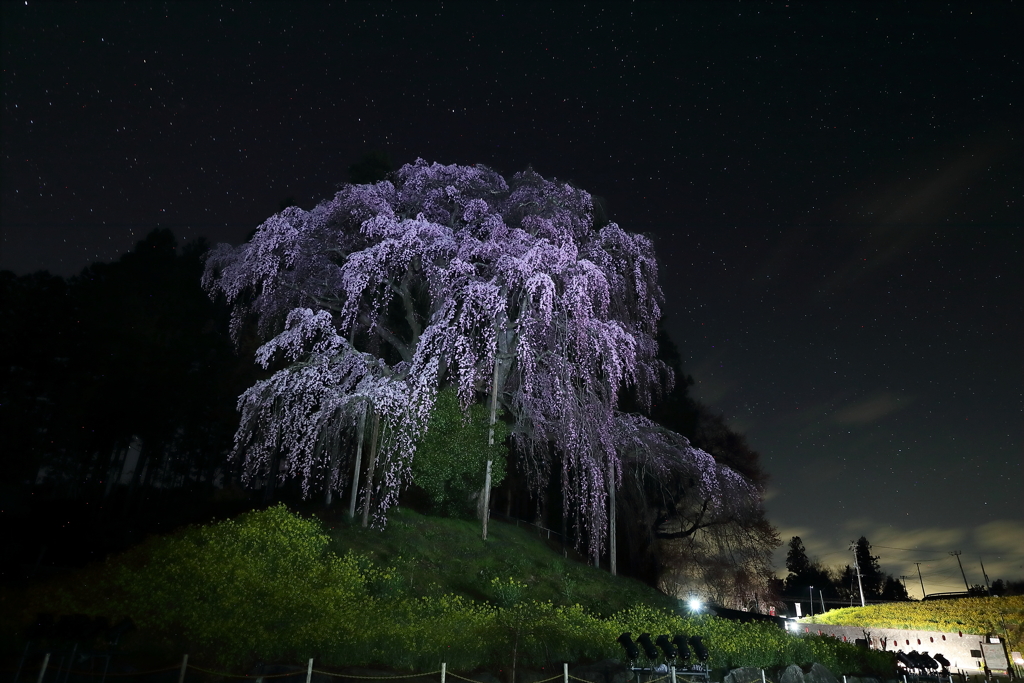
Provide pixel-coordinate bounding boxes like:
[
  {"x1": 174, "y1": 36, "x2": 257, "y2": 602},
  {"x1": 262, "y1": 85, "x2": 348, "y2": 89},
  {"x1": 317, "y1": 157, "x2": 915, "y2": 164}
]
[
  {"x1": 780, "y1": 664, "x2": 805, "y2": 683},
  {"x1": 569, "y1": 659, "x2": 629, "y2": 683},
  {"x1": 804, "y1": 663, "x2": 838, "y2": 683},
  {"x1": 725, "y1": 667, "x2": 766, "y2": 683}
]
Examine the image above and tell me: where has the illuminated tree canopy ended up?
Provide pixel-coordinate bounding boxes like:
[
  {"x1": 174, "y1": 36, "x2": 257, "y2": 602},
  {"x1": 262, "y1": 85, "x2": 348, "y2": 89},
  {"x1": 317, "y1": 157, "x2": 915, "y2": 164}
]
[{"x1": 204, "y1": 159, "x2": 757, "y2": 555}]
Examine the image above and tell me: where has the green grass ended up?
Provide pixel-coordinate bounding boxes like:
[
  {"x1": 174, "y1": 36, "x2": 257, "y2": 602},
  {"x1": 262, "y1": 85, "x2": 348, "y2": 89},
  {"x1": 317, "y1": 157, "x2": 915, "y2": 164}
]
[{"x1": 318, "y1": 506, "x2": 677, "y2": 615}]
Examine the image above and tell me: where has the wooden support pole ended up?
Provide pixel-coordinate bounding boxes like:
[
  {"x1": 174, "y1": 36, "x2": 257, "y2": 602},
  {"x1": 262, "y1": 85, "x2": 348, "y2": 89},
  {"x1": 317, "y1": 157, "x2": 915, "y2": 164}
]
[
  {"x1": 361, "y1": 410, "x2": 381, "y2": 528},
  {"x1": 482, "y1": 357, "x2": 500, "y2": 540},
  {"x1": 36, "y1": 653, "x2": 50, "y2": 683},
  {"x1": 348, "y1": 404, "x2": 367, "y2": 520}
]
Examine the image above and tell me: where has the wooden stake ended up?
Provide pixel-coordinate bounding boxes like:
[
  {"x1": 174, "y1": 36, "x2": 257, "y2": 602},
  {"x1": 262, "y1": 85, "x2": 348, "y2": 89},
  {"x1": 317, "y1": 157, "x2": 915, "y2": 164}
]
[{"x1": 482, "y1": 356, "x2": 500, "y2": 540}]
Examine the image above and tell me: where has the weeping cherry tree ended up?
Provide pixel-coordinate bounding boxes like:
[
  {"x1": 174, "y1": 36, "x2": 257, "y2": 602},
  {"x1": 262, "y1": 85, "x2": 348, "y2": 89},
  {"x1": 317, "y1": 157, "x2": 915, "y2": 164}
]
[{"x1": 203, "y1": 159, "x2": 758, "y2": 559}]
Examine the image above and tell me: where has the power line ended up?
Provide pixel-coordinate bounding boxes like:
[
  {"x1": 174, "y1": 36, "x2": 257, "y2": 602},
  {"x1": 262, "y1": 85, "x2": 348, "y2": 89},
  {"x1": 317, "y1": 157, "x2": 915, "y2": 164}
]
[{"x1": 872, "y1": 545, "x2": 953, "y2": 555}]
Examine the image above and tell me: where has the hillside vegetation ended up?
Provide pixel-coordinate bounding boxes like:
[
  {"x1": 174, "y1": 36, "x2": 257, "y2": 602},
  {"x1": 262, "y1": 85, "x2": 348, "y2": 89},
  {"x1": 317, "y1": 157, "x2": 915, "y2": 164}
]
[
  {"x1": 802, "y1": 597, "x2": 1024, "y2": 655},
  {"x1": 4, "y1": 505, "x2": 894, "y2": 679}
]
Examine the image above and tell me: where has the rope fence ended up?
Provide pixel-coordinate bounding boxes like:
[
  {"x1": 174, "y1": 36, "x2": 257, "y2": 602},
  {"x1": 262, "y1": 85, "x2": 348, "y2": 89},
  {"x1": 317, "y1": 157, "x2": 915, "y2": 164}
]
[{"x1": 14, "y1": 654, "x2": 714, "y2": 683}]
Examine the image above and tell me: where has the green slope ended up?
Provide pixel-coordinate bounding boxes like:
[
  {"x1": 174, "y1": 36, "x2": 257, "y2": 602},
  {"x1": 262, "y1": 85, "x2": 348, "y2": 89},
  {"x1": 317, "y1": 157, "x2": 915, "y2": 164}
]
[
  {"x1": 2, "y1": 505, "x2": 895, "y2": 678},
  {"x1": 319, "y1": 506, "x2": 678, "y2": 615}
]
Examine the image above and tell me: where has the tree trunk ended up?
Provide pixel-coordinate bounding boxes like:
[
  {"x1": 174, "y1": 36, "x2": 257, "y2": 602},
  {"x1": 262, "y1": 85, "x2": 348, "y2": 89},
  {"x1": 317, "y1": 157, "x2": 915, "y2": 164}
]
[
  {"x1": 324, "y1": 423, "x2": 339, "y2": 507},
  {"x1": 348, "y1": 404, "x2": 367, "y2": 519},
  {"x1": 262, "y1": 448, "x2": 280, "y2": 505},
  {"x1": 104, "y1": 445, "x2": 128, "y2": 499},
  {"x1": 264, "y1": 398, "x2": 285, "y2": 505},
  {"x1": 360, "y1": 410, "x2": 381, "y2": 528},
  {"x1": 481, "y1": 357, "x2": 500, "y2": 540}
]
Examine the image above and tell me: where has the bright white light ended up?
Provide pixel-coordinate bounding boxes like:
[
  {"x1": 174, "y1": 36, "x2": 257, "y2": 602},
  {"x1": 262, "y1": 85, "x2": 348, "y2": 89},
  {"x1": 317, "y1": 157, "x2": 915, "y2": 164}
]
[{"x1": 688, "y1": 598, "x2": 701, "y2": 612}]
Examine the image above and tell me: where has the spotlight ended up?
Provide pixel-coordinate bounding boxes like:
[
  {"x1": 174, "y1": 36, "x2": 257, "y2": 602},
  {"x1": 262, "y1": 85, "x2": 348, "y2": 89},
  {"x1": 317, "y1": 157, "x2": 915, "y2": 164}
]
[
  {"x1": 656, "y1": 634, "x2": 677, "y2": 660},
  {"x1": 671, "y1": 635, "x2": 691, "y2": 662},
  {"x1": 617, "y1": 632, "x2": 640, "y2": 661},
  {"x1": 637, "y1": 632, "x2": 660, "y2": 661},
  {"x1": 688, "y1": 598, "x2": 702, "y2": 612},
  {"x1": 689, "y1": 635, "x2": 709, "y2": 662}
]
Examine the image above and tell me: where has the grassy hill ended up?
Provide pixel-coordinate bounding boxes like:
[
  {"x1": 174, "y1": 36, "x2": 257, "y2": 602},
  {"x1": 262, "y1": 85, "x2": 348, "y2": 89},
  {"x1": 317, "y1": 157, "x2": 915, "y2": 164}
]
[
  {"x1": 2, "y1": 505, "x2": 895, "y2": 679},
  {"x1": 801, "y1": 597, "x2": 1024, "y2": 656},
  {"x1": 318, "y1": 505, "x2": 677, "y2": 615}
]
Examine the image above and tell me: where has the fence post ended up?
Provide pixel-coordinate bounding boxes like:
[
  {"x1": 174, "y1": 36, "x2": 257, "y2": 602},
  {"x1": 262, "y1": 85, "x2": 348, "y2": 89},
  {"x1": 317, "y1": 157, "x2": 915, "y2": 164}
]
[
  {"x1": 36, "y1": 653, "x2": 51, "y2": 683},
  {"x1": 762, "y1": 670, "x2": 766, "y2": 683},
  {"x1": 563, "y1": 663, "x2": 569, "y2": 683},
  {"x1": 441, "y1": 663, "x2": 446, "y2": 683},
  {"x1": 672, "y1": 666, "x2": 677, "y2": 683},
  {"x1": 306, "y1": 659, "x2": 314, "y2": 683},
  {"x1": 178, "y1": 654, "x2": 188, "y2": 683}
]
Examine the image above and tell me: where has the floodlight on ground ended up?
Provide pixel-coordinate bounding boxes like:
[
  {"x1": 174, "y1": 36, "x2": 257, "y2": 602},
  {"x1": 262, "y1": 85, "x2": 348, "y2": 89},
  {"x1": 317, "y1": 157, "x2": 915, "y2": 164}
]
[
  {"x1": 689, "y1": 635, "x2": 709, "y2": 662},
  {"x1": 617, "y1": 632, "x2": 640, "y2": 661},
  {"x1": 688, "y1": 598, "x2": 702, "y2": 612},
  {"x1": 637, "y1": 633, "x2": 660, "y2": 660},
  {"x1": 671, "y1": 635, "x2": 691, "y2": 662},
  {"x1": 656, "y1": 634, "x2": 677, "y2": 660}
]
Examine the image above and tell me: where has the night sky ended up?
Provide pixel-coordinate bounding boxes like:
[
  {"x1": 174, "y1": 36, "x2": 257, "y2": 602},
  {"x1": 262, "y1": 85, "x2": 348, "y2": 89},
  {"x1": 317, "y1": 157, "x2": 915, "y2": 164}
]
[{"x1": 3, "y1": 2, "x2": 1021, "y2": 593}]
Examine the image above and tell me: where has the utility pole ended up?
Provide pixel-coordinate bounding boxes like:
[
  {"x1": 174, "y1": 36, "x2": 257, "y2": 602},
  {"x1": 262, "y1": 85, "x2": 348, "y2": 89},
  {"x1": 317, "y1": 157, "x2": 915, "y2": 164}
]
[
  {"x1": 850, "y1": 542, "x2": 866, "y2": 607},
  {"x1": 915, "y1": 562, "x2": 926, "y2": 599},
  {"x1": 950, "y1": 551, "x2": 970, "y2": 592},
  {"x1": 900, "y1": 575, "x2": 912, "y2": 595},
  {"x1": 980, "y1": 558, "x2": 992, "y2": 596}
]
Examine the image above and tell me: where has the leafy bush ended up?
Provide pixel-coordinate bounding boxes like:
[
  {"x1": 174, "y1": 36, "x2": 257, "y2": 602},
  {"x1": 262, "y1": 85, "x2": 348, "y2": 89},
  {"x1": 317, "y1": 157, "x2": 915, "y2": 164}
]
[{"x1": 412, "y1": 387, "x2": 509, "y2": 517}]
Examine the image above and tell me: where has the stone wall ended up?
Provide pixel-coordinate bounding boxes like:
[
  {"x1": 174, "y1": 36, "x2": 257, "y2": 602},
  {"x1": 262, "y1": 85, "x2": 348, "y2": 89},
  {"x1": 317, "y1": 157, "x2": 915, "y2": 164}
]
[{"x1": 795, "y1": 623, "x2": 997, "y2": 672}]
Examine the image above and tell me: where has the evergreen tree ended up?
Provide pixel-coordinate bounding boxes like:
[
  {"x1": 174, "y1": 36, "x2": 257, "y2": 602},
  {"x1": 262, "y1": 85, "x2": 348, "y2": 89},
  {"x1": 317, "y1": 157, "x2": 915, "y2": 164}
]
[
  {"x1": 784, "y1": 536, "x2": 835, "y2": 597},
  {"x1": 786, "y1": 536, "x2": 812, "y2": 577},
  {"x1": 853, "y1": 536, "x2": 884, "y2": 598},
  {"x1": 881, "y1": 574, "x2": 910, "y2": 601}
]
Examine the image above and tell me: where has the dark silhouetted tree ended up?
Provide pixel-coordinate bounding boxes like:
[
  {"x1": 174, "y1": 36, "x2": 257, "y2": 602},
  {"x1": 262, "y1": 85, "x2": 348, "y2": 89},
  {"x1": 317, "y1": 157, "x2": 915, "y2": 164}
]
[
  {"x1": 784, "y1": 536, "x2": 835, "y2": 597},
  {"x1": 881, "y1": 574, "x2": 911, "y2": 601},
  {"x1": 347, "y1": 151, "x2": 393, "y2": 185},
  {"x1": 853, "y1": 536, "x2": 884, "y2": 598}
]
